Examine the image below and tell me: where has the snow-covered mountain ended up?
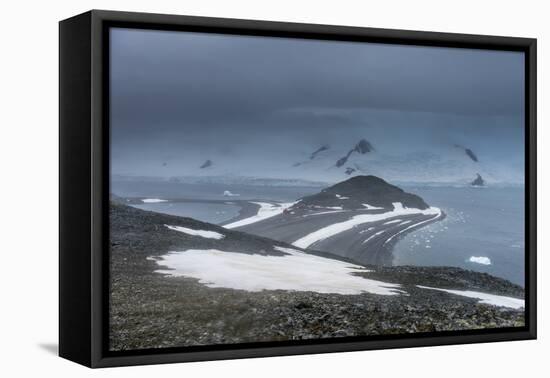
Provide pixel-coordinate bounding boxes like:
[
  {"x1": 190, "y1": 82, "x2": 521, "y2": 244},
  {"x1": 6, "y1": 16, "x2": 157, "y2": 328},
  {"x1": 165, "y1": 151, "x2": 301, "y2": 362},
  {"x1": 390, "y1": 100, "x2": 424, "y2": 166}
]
[
  {"x1": 113, "y1": 123, "x2": 524, "y2": 187},
  {"x1": 295, "y1": 134, "x2": 524, "y2": 185},
  {"x1": 127, "y1": 137, "x2": 522, "y2": 187}
]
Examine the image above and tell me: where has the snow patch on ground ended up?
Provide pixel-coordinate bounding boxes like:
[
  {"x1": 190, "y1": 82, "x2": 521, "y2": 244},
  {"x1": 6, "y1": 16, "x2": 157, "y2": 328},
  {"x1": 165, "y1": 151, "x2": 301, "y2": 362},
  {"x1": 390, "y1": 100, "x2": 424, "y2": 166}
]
[
  {"x1": 312, "y1": 205, "x2": 344, "y2": 210},
  {"x1": 141, "y1": 198, "x2": 168, "y2": 203},
  {"x1": 362, "y1": 203, "x2": 384, "y2": 210},
  {"x1": 154, "y1": 248, "x2": 403, "y2": 295},
  {"x1": 469, "y1": 256, "x2": 492, "y2": 265},
  {"x1": 335, "y1": 194, "x2": 350, "y2": 199},
  {"x1": 383, "y1": 219, "x2": 402, "y2": 225},
  {"x1": 293, "y1": 202, "x2": 441, "y2": 249},
  {"x1": 303, "y1": 210, "x2": 346, "y2": 217},
  {"x1": 362, "y1": 230, "x2": 385, "y2": 244},
  {"x1": 165, "y1": 225, "x2": 225, "y2": 240},
  {"x1": 417, "y1": 285, "x2": 524, "y2": 309},
  {"x1": 224, "y1": 202, "x2": 295, "y2": 229},
  {"x1": 223, "y1": 190, "x2": 240, "y2": 197}
]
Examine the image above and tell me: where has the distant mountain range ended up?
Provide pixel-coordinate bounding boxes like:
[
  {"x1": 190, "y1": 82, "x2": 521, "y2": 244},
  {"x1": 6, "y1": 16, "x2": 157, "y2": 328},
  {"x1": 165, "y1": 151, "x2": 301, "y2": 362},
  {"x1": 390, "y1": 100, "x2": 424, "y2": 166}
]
[{"x1": 113, "y1": 136, "x2": 523, "y2": 186}]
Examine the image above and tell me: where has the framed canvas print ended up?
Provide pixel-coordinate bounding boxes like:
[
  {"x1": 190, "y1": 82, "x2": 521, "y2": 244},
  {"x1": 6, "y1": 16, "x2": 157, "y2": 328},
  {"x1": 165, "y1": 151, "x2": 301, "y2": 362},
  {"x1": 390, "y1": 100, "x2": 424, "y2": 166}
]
[{"x1": 59, "y1": 10, "x2": 536, "y2": 368}]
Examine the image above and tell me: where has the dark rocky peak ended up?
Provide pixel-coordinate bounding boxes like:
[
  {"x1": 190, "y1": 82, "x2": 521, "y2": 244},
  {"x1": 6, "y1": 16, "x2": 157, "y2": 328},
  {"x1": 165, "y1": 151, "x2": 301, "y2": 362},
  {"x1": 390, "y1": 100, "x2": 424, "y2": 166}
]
[
  {"x1": 471, "y1": 173, "x2": 485, "y2": 186},
  {"x1": 293, "y1": 175, "x2": 429, "y2": 211},
  {"x1": 354, "y1": 139, "x2": 374, "y2": 154},
  {"x1": 200, "y1": 159, "x2": 213, "y2": 169},
  {"x1": 335, "y1": 139, "x2": 374, "y2": 167}
]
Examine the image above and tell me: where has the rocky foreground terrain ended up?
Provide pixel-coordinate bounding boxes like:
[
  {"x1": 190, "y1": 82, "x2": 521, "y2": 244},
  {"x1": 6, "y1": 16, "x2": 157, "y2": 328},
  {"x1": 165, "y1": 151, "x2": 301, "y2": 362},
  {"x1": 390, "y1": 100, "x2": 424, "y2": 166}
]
[{"x1": 110, "y1": 203, "x2": 524, "y2": 351}]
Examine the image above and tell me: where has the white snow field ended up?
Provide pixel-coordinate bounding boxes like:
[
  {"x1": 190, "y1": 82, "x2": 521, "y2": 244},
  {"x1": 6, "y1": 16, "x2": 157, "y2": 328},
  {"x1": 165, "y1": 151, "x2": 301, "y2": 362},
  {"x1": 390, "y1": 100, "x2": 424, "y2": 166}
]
[
  {"x1": 469, "y1": 256, "x2": 492, "y2": 265},
  {"x1": 417, "y1": 285, "x2": 524, "y2": 309},
  {"x1": 153, "y1": 247, "x2": 403, "y2": 295},
  {"x1": 141, "y1": 198, "x2": 168, "y2": 203},
  {"x1": 293, "y1": 202, "x2": 441, "y2": 249},
  {"x1": 165, "y1": 225, "x2": 225, "y2": 240},
  {"x1": 224, "y1": 201, "x2": 295, "y2": 229}
]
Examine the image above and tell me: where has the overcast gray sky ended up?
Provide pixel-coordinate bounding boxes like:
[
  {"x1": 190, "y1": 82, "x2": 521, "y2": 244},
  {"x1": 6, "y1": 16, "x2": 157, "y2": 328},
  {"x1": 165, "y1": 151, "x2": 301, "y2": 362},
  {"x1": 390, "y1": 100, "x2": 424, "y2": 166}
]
[{"x1": 109, "y1": 27, "x2": 525, "y2": 180}]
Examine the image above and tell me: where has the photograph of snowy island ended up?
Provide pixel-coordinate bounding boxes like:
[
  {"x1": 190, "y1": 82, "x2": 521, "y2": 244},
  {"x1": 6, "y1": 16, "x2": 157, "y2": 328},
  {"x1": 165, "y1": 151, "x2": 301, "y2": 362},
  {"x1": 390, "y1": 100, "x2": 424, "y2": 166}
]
[{"x1": 108, "y1": 27, "x2": 526, "y2": 351}]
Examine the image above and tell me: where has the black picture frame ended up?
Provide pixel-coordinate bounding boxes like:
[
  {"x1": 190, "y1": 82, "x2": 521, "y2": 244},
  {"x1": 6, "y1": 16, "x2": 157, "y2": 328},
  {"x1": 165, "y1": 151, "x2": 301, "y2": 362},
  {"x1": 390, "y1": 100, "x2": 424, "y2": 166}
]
[{"x1": 59, "y1": 9, "x2": 537, "y2": 368}]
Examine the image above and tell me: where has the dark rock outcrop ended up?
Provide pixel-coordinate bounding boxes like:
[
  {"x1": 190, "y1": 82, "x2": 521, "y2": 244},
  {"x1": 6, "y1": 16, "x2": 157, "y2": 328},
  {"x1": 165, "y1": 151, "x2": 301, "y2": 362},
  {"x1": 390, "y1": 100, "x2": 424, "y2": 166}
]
[
  {"x1": 471, "y1": 173, "x2": 485, "y2": 186},
  {"x1": 354, "y1": 139, "x2": 374, "y2": 154},
  {"x1": 465, "y1": 148, "x2": 478, "y2": 162},
  {"x1": 335, "y1": 139, "x2": 374, "y2": 167},
  {"x1": 200, "y1": 159, "x2": 213, "y2": 169},
  {"x1": 310, "y1": 145, "x2": 330, "y2": 160},
  {"x1": 335, "y1": 151, "x2": 353, "y2": 167},
  {"x1": 345, "y1": 167, "x2": 356, "y2": 175},
  {"x1": 454, "y1": 144, "x2": 479, "y2": 162}
]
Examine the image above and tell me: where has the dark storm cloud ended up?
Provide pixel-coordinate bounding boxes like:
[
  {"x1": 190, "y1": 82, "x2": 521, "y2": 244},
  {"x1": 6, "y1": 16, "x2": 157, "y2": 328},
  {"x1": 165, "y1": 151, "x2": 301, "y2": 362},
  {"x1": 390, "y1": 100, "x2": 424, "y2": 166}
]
[
  {"x1": 110, "y1": 27, "x2": 524, "y2": 136},
  {"x1": 109, "y1": 28, "x2": 525, "y2": 178}
]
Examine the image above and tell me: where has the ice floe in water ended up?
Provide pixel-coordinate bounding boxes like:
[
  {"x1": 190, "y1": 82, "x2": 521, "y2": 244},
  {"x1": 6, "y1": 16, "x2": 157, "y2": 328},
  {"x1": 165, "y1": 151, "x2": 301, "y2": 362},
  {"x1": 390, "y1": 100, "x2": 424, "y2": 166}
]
[
  {"x1": 153, "y1": 247, "x2": 403, "y2": 295},
  {"x1": 469, "y1": 256, "x2": 492, "y2": 265},
  {"x1": 165, "y1": 225, "x2": 225, "y2": 240},
  {"x1": 417, "y1": 285, "x2": 524, "y2": 309}
]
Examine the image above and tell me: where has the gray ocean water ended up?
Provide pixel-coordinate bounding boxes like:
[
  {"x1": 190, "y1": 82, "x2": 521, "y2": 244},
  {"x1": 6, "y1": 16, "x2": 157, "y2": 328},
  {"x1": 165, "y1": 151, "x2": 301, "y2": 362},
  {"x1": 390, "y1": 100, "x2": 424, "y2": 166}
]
[
  {"x1": 394, "y1": 186, "x2": 525, "y2": 286},
  {"x1": 113, "y1": 180, "x2": 525, "y2": 286},
  {"x1": 133, "y1": 202, "x2": 241, "y2": 224}
]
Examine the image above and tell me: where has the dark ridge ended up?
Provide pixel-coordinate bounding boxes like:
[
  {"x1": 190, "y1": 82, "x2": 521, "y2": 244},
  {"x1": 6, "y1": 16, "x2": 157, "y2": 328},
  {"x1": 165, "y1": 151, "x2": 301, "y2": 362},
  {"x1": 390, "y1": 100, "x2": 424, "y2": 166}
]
[
  {"x1": 111, "y1": 202, "x2": 354, "y2": 263},
  {"x1": 335, "y1": 149, "x2": 354, "y2": 167},
  {"x1": 310, "y1": 145, "x2": 330, "y2": 160},
  {"x1": 465, "y1": 148, "x2": 479, "y2": 162},
  {"x1": 292, "y1": 175, "x2": 430, "y2": 210}
]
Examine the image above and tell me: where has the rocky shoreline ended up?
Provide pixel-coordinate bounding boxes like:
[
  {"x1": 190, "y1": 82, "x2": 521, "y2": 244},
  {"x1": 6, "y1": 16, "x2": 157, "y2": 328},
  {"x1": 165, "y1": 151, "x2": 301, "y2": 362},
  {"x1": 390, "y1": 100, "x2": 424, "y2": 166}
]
[{"x1": 109, "y1": 203, "x2": 524, "y2": 351}]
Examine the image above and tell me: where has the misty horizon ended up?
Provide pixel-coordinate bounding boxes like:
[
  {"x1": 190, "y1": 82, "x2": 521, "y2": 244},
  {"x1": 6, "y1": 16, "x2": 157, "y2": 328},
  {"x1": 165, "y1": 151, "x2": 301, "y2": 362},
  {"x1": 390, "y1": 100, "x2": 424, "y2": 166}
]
[{"x1": 110, "y1": 28, "x2": 525, "y2": 184}]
